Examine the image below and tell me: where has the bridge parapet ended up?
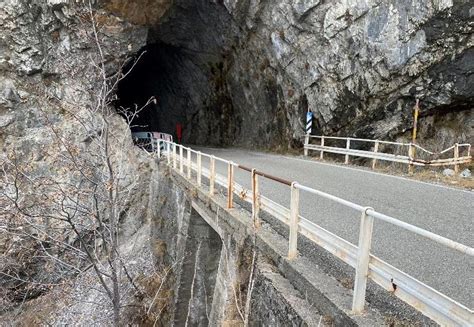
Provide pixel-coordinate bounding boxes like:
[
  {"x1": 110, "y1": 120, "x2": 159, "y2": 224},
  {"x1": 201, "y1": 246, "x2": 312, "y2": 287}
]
[{"x1": 154, "y1": 140, "x2": 473, "y2": 326}]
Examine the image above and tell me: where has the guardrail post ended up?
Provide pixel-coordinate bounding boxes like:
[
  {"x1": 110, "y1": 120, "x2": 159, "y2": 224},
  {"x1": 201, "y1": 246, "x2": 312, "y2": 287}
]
[
  {"x1": 252, "y1": 169, "x2": 260, "y2": 229},
  {"x1": 320, "y1": 136, "x2": 325, "y2": 160},
  {"x1": 227, "y1": 162, "x2": 234, "y2": 209},
  {"x1": 173, "y1": 144, "x2": 177, "y2": 169},
  {"x1": 454, "y1": 143, "x2": 459, "y2": 173},
  {"x1": 209, "y1": 156, "x2": 216, "y2": 195},
  {"x1": 179, "y1": 145, "x2": 184, "y2": 174},
  {"x1": 187, "y1": 148, "x2": 192, "y2": 179},
  {"x1": 372, "y1": 141, "x2": 379, "y2": 170},
  {"x1": 197, "y1": 151, "x2": 202, "y2": 186},
  {"x1": 345, "y1": 138, "x2": 351, "y2": 164},
  {"x1": 288, "y1": 182, "x2": 300, "y2": 260},
  {"x1": 167, "y1": 143, "x2": 171, "y2": 164},
  {"x1": 352, "y1": 207, "x2": 374, "y2": 314},
  {"x1": 304, "y1": 134, "x2": 309, "y2": 156},
  {"x1": 408, "y1": 143, "x2": 414, "y2": 175}
]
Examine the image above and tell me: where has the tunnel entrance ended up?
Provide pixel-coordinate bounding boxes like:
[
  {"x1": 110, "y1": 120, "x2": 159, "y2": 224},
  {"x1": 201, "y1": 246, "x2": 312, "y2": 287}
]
[
  {"x1": 116, "y1": 43, "x2": 187, "y2": 140},
  {"x1": 114, "y1": 0, "x2": 240, "y2": 146}
]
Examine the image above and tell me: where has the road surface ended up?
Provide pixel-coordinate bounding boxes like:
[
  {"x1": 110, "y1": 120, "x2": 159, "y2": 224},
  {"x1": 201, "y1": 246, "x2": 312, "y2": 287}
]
[{"x1": 191, "y1": 146, "x2": 474, "y2": 309}]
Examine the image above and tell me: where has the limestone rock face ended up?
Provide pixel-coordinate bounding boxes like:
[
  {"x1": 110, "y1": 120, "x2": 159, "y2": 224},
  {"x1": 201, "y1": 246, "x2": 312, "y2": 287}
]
[
  {"x1": 121, "y1": 0, "x2": 472, "y2": 150},
  {"x1": 0, "y1": 0, "x2": 153, "y2": 315},
  {"x1": 220, "y1": 0, "x2": 473, "y2": 149}
]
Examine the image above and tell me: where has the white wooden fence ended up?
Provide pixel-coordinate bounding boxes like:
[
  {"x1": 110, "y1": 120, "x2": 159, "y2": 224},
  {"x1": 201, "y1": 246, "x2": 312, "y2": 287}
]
[
  {"x1": 304, "y1": 135, "x2": 472, "y2": 172},
  {"x1": 157, "y1": 140, "x2": 473, "y2": 326}
]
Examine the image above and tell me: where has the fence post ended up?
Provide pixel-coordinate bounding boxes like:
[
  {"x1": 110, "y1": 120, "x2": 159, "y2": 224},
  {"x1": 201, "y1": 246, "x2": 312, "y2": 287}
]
[
  {"x1": 173, "y1": 144, "x2": 177, "y2": 169},
  {"x1": 454, "y1": 143, "x2": 459, "y2": 174},
  {"x1": 288, "y1": 182, "x2": 300, "y2": 260},
  {"x1": 197, "y1": 151, "x2": 202, "y2": 186},
  {"x1": 352, "y1": 207, "x2": 374, "y2": 314},
  {"x1": 304, "y1": 134, "x2": 309, "y2": 156},
  {"x1": 209, "y1": 156, "x2": 216, "y2": 195},
  {"x1": 408, "y1": 143, "x2": 414, "y2": 174},
  {"x1": 179, "y1": 145, "x2": 184, "y2": 174},
  {"x1": 227, "y1": 162, "x2": 234, "y2": 209},
  {"x1": 167, "y1": 143, "x2": 171, "y2": 164},
  {"x1": 187, "y1": 149, "x2": 192, "y2": 179},
  {"x1": 372, "y1": 141, "x2": 379, "y2": 170},
  {"x1": 252, "y1": 169, "x2": 260, "y2": 229},
  {"x1": 320, "y1": 136, "x2": 325, "y2": 160},
  {"x1": 345, "y1": 138, "x2": 351, "y2": 164},
  {"x1": 157, "y1": 140, "x2": 161, "y2": 158}
]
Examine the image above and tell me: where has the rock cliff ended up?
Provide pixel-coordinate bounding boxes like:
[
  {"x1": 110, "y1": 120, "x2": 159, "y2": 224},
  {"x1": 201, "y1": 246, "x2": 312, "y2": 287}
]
[{"x1": 113, "y1": 0, "x2": 473, "y2": 149}]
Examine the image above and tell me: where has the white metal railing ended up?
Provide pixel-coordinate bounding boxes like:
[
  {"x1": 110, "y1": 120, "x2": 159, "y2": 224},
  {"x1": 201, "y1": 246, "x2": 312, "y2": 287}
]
[
  {"x1": 157, "y1": 140, "x2": 473, "y2": 326},
  {"x1": 304, "y1": 135, "x2": 472, "y2": 173}
]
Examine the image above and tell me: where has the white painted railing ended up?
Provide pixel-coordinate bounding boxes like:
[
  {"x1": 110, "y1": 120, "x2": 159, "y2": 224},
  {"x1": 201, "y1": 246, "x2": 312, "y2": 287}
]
[
  {"x1": 157, "y1": 140, "x2": 473, "y2": 326},
  {"x1": 304, "y1": 135, "x2": 472, "y2": 173}
]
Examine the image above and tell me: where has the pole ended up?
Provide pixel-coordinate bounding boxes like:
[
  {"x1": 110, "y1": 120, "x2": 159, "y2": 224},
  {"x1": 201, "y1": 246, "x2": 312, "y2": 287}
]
[
  {"x1": 352, "y1": 208, "x2": 375, "y2": 313},
  {"x1": 288, "y1": 182, "x2": 300, "y2": 260},
  {"x1": 454, "y1": 143, "x2": 459, "y2": 174},
  {"x1": 320, "y1": 136, "x2": 325, "y2": 160},
  {"x1": 304, "y1": 134, "x2": 309, "y2": 156},
  {"x1": 372, "y1": 141, "x2": 379, "y2": 170},
  {"x1": 209, "y1": 156, "x2": 216, "y2": 195},
  {"x1": 197, "y1": 152, "x2": 202, "y2": 186},
  {"x1": 187, "y1": 148, "x2": 192, "y2": 179},
  {"x1": 252, "y1": 169, "x2": 260, "y2": 229},
  {"x1": 409, "y1": 99, "x2": 420, "y2": 174},
  {"x1": 345, "y1": 138, "x2": 351, "y2": 164},
  {"x1": 227, "y1": 162, "x2": 234, "y2": 209}
]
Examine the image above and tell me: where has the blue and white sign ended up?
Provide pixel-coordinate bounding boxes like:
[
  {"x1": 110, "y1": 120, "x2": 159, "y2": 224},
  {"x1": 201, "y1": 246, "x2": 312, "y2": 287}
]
[{"x1": 306, "y1": 112, "x2": 313, "y2": 134}]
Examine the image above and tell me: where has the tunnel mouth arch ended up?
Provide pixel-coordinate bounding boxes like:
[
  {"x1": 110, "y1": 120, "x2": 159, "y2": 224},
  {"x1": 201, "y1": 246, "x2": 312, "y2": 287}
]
[
  {"x1": 113, "y1": 0, "x2": 242, "y2": 147},
  {"x1": 115, "y1": 42, "x2": 188, "y2": 142}
]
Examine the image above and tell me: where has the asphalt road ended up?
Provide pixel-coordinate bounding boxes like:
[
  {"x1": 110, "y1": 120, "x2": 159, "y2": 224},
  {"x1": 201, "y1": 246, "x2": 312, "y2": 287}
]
[{"x1": 192, "y1": 146, "x2": 474, "y2": 309}]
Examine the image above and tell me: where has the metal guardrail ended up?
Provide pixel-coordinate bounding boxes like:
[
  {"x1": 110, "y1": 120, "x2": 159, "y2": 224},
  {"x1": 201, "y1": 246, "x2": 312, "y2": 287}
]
[
  {"x1": 156, "y1": 140, "x2": 473, "y2": 326},
  {"x1": 131, "y1": 132, "x2": 172, "y2": 152},
  {"x1": 304, "y1": 135, "x2": 472, "y2": 173}
]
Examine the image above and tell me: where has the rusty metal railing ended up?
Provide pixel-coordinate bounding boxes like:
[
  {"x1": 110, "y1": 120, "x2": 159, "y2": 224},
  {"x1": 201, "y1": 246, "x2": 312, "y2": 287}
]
[
  {"x1": 304, "y1": 135, "x2": 472, "y2": 173},
  {"x1": 158, "y1": 140, "x2": 473, "y2": 326}
]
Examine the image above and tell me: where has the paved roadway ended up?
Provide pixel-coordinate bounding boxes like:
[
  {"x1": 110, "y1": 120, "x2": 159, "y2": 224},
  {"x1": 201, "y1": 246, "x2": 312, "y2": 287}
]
[{"x1": 192, "y1": 146, "x2": 474, "y2": 309}]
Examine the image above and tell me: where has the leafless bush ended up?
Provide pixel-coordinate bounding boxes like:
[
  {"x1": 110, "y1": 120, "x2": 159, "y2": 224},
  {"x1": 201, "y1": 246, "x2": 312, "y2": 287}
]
[{"x1": 0, "y1": 2, "x2": 155, "y2": 325}]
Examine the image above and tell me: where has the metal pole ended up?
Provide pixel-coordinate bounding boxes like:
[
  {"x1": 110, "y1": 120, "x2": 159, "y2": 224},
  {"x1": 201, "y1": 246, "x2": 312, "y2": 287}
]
[
  {"x1": 372, "y1": 141, "x2": 379, "y2": 170},
  {"x1": 288, "y1": 182, "x2": 300, "y2": 260},
  {"x1": 320, "y1": 136, "x2": 325, "y2": 160},
  {"x1": 187, "y1": 148, "x2": 192, "y2": 179},
  {"x1": 352, "y1": 207, "x2": 375, "y2": 313},
  {"x1": 173, "y1": 144, "x2": 177, "y2": 169},
  {"x1": 209, "y1": 156, "x2": 215, "y2": 195},
  {"x1": 412, "y1": 99, "x2": 419, "y2": 144},
  {"x1": 304, "y1": 134, "x2": 309, "y2": 156},
  {"x1": 252, "y1": 169, "x2": 260, "y2": 229},
  {"x1": 345, "y1": 138, "x2": 351, "y2": 164},
  {"x1": 227, "y1": 162, "x2": 234, "y2": 209},
  {"x1": 179, "y1": 145, "x2": 184, "y2": 174},
  {"x1": 197, "y1": 151, "x2": 202, "y2": 186},
  {"x1": 454, "y1": 143, "x2": 459, "y2": 173},
  {"x1": 167, "y1": 143, "x2": 171, "y2": 164},
  {"x1": 410, "y1": 99, "x2": 419, "y2": 174}
]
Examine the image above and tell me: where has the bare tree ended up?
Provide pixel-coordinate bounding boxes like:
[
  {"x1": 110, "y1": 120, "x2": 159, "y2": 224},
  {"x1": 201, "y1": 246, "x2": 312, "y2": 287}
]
[{"x1": 0, "y1": 2, "x2": 158, "y2": 325}]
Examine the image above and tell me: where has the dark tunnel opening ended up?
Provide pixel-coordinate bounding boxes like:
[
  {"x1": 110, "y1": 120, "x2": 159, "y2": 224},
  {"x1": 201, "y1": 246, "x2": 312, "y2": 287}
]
[
  {"x1": 116, "y1": 43, "x2": 188, "y2": 141},
  {"x1": 115, "y1": 0, "x2": 241, "y2": 146}
]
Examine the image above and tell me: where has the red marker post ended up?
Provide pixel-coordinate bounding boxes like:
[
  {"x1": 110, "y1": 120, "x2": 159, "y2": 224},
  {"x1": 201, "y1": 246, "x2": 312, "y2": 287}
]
[{"x1": 176, "y1": 123, "x2": 183, "y2": 144}]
